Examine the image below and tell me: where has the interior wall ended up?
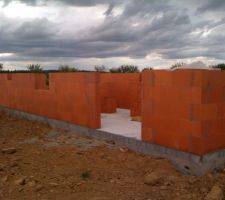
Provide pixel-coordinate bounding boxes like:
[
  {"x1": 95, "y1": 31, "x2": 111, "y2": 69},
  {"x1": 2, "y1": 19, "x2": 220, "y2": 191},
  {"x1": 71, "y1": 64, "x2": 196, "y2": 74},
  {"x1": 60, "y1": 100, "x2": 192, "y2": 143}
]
[{"x1": 100, "y1": 73, "x2": 141, "y2": 116}]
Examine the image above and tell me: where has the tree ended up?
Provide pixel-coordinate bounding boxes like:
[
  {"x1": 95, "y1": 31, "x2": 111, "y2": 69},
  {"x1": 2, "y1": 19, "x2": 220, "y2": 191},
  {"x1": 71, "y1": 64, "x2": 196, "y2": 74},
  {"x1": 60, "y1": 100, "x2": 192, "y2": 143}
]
[
  {"x1": 0, "y1": 63, "x2": 3, "y2": 71},
  {"x1": 94, "y1": 65, "x2": 107, "y2": 72},
  {"x1": 27, "y1": 64, "x2": 43, "y2": 72},
  {"x1": 58, "y1": 65, "x2": 79, "y2": 72},
  {"x1": 170, "y1": 62, "x2": 185, "y2": 70},
  {"x1": 142, "y1": 67, "x2": 153, "y2": 72},
  {"x1": 211, "y1": 63, "x2": 225, "y2": 70},
  {"x1": 109, "y1": 65, "x2": 140, "y2": 73}
]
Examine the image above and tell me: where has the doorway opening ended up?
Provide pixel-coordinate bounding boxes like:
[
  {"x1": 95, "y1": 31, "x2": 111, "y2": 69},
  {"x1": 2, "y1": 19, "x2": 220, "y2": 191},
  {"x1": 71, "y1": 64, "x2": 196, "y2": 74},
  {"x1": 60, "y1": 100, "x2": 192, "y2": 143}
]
[{"x1": 98, "y1": 108, "x2": 141, "y2": 140}]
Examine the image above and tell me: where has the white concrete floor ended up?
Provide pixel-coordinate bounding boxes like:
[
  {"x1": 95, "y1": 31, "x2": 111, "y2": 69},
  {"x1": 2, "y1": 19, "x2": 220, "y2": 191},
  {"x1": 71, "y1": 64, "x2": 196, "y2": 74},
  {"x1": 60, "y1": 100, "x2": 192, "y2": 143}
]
[{"x1": 99, "y1": 109, "x2": 141, "y2": 140}]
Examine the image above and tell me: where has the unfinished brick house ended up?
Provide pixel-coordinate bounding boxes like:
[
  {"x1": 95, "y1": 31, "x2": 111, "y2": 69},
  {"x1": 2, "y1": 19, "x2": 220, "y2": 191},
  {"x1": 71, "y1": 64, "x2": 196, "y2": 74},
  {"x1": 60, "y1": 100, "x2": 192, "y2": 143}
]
[{"x1": 0, "y1": 69, "x2": 225, "y2": 175}]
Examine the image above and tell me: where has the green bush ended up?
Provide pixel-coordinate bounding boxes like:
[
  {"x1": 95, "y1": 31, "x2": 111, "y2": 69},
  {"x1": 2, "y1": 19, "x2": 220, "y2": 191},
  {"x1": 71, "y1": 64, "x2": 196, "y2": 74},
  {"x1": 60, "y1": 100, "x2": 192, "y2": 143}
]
[
  {"x1": 170, "y1": 62, "x2": 185, "y2": 70},
  {"x1": 109, "y1": 65, "x2": 139, "y2": 73},
  {"x1": 142, "y1": 67, "x2": 153, "y2": 71},
  {"x1": 0, "y1": 63, "x2": 3, "y2": 71},
  {"x1": 58, "y1": 65, "x2": 79, "y2": 72},
  {"x1": 94, "y1": 65, "x2": 107, "y2": 72},
  {"x1": 27, "y1": 64, "x2": 43, "y2": 72},
  {"x1": 211, "y1": 63, "x2": 225, "y2": 70}
]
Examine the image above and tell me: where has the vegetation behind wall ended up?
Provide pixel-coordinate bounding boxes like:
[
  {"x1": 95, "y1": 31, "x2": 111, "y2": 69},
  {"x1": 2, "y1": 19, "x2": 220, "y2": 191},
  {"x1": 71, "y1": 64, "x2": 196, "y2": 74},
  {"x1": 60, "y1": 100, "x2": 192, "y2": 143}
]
[{"x1": 211, "y1": 63, "x2": 225, "y2": 70}]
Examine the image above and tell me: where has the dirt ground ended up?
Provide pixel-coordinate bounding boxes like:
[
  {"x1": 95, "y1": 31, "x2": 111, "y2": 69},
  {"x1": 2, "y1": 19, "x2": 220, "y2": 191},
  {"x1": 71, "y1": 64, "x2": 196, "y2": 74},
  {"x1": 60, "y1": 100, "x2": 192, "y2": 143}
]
[{"x1": 0, "y1": 112, "x2": 225, "y2": 200}]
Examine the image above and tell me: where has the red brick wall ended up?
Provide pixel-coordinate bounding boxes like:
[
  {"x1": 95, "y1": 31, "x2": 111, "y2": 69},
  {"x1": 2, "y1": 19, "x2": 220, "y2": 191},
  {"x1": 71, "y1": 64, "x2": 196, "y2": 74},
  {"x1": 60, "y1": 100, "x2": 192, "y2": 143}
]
[
  {"x1": 2, "y1": 70, "x2": 224, "y2": 155},
  {"x1": 0, "y1": 73, "x2": 100, "y2": 129},
  {"x1": 142, "y1": 70, "x2": 225, "y2": 155},
  {"x1": 100, "y1": 73, "x2": 141, "y2": 116}
]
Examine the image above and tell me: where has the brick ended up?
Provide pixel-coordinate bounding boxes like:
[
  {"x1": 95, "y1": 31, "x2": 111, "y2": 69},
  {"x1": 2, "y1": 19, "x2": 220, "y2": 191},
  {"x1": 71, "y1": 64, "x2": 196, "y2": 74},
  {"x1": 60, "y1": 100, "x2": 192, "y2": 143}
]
[
  {"x1": 191, "y1": 135, "x2": 225, "y2": 155},
  {"x1": 202, "y1": 86, "x2": 225, "y2": 103},
  {"x1": 101, "y1": 97, "x2": 117, "y2": 113},
  {"x1": 141, "y1": 70, "x2": 225, "y2": 155},
  {"x1": 153, "y1": 130, "x2": 191, "y2": 152},
  {"x1": 192, "y1": 104, "x2": 218, "y2": 120},
  {"x1": 142, "y1": 127, "x2": 154, "y2": 142},
  {"x1": 150, "y1": 102, "x2": 191, "y2": 119},
  {"x1": 153, "y1": 70, "x2": 172, "y2": 86},
  {"x1": 100, "y1": 73, "x2": 141, "y2": 111},
  {"x1": 172, "y1": 69, "x2": 193, "y2": 87},
  {"x1": 202, "y1": 118, "x2": 225, "y2": 137},
  {"x1": 0, "y1": 73, "x2": 101, "y2": 129},
  {"x1": 204, "y1": 70, "x2": 225, "y2": 87}
]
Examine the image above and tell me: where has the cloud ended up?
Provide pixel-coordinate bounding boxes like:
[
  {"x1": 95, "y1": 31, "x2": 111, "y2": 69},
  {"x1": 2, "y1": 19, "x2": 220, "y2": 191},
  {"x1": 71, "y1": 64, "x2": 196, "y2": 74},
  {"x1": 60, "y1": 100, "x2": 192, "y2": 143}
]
[
  {"x1": 103, "y1": 3, "x2": 114, "y2": 16},
  {"x1": 185, "y1": 61, "x2": 207, "y2": 67},
  {"x1": 197, "y1": 0, "x2": 225, "y2": 12},
  {"x1": 0, "y1": 0, "x2": 225, "y2": 69},
  {"x1": 1, "y1": 0, "x2": 122, "y2": 7}
]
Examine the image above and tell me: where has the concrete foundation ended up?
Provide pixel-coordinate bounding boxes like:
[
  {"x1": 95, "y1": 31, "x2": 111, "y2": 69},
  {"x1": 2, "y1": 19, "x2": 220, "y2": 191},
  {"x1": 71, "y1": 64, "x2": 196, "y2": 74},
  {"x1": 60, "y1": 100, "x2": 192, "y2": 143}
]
[{"x1": 1, "y1": 105, "x2": 225, "y2": 176}]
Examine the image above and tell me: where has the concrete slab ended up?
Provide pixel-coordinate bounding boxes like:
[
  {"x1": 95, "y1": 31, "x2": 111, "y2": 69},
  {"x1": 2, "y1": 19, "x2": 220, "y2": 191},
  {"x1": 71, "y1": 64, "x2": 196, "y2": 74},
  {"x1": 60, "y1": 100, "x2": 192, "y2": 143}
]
[{"x1": 99, "y1": 109, "x2": 141, "y2": 140}]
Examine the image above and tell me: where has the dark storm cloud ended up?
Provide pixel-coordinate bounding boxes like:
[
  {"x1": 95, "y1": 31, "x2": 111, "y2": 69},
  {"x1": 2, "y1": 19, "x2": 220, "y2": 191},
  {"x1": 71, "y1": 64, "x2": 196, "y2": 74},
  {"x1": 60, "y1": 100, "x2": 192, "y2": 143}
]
[
  {"x1": 0, "y1": 17, "x2": 57, "y2": 53},
  {"x1": 1, "y1": 0, "x2": 225, "y2": 65},
  {"x1": 197, "y1": 0, "x2": 225, "y2": 12},
  {"x1": 1, "y1": 0, "x2": 121, "y2": 7},
  {"x1": 103, "y1": 3, "x2": 114, "y2": 16}
]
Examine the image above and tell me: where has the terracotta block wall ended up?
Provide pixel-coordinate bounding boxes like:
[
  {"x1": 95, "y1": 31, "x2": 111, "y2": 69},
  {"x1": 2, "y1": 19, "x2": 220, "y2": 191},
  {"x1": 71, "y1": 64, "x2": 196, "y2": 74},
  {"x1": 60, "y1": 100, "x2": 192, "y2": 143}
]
[
  {"x1": 0, "y1": 73, "x2": 100, "y2": 129},
  {"x1": 142, "y1": 70, "x2": 225, "y2": 155},
  {"x1": 130, "y1": 80, "x2": 141, "y2": 117},
  {"x1": 100, "y1": 73, "x2": 141, "y2": 116}
]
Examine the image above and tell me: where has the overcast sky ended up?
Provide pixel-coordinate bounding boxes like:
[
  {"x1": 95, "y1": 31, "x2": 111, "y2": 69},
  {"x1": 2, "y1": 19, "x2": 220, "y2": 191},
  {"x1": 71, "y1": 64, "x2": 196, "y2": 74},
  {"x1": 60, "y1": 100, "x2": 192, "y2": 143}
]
[{"x1": 0, "y1": 0, "x2": 225, "y2": 70}]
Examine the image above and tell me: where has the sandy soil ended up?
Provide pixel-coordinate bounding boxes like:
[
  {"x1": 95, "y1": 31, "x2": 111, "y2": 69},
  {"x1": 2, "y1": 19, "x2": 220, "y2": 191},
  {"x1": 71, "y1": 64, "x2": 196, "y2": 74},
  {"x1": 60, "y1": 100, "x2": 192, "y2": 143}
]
[{"x1": 0, "y1": 111, "x2": 225, "y2": 200}]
